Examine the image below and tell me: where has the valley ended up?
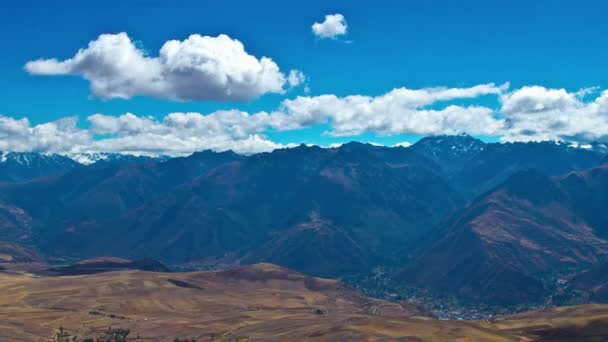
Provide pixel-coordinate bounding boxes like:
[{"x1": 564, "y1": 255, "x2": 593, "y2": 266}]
[
  {"x1": 2, "y1": 263, "x2": 608, "y2": 341},
  {"x1": 3, "y1": 2, "x2": 608, "y2": 339},
  {"x1": 1, "y1": 136, "x2": 608, "y2": 339}
]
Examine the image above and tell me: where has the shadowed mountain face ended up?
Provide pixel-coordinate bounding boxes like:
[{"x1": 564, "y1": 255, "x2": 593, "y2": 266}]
[
  {"x1": 400, "y1": 165, "x2": 608, "y2": 305},
  {"x1": 0, "y1": 137, "x2": 606, "y2": 297},
  {"x1": 455, "y1": 141, "x2": 603, "y2": 197},
  {"x1": 40, "y1": 257, "x2": 170, "y2": 276},
  {"x1": 241, "y1": 212, "x2": 372, "y2": 277},
  {"x1": 568, "y1": 261, "x2": 608, "y2": 303},
  {"x1": 411, "y1": 136, "x2": 604, "y2": 197},
  {"x1": 410, "y1": 134, "x2": 486, "y2": 176},
  {"x1": 56, "y1": 143, "x2": 463, "y2": 275},
  {"x1": 0, "y1": 150, "x2": 243, "y2": 253},
  {"x1": 0, "y1": 203, "x2": 33, "y2": 243}
]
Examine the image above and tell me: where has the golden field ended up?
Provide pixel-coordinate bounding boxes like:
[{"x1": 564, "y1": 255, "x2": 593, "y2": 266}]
[{"x1": 0, "y1": 263, "x2": 607, "y2": 341}]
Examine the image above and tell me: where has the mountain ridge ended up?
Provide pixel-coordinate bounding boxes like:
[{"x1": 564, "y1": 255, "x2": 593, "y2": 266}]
[{"x1": 400, "y1": 164, "x2": 608, "y2": 304}]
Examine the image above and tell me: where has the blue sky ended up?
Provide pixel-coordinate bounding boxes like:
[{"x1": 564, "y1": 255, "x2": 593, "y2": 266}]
[{"x1": 1, "y1": 0, "x2": 607, "y2": 154}]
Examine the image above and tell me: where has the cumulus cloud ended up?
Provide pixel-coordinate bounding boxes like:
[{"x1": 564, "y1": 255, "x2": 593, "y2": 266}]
[
  {"x1": 499, "y1": 86, "x2": 608, "y2": 143},
  {"x1": 0, "y1": 116, "x2": 91, "y2": 153},
  {"x1": 287, "y1": 70, "x2": 306, "y2": 88},
  {"x1": 25, "y1": 33, "x2": 299, "y2": 101},
  {"x1": 0, "y1": 112, "x2": 290, "y2": 156},
  {"x1": 312, "y1": 14, "x2": 348, "y2": 39},
  {"x1": 501, "y1": 86, "x2": 578, "y2": 114},
  {"x1": 85, "y1": 111, "x2": 292, "y2": 155},
  {"x1": 0, "y1": 84, "x2": 508, "y2": 156},
  {"x1": 271, "y1": 83, "x2": 507, "y2": 136},
  {"x1": 4, "y1": 83, "x2": 608, "y2": 156}
]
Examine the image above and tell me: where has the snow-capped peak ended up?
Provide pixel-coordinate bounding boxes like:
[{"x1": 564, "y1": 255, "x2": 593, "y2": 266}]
[
  {"x1": 65, "y1": 152, "x2": 115, "y2": 165},
  {"x1": 0, "y1": 151, "x2": 70, "y2": 165},
  {"x1": 63, "y1": 152, "x2": 156, "y2": 165}
]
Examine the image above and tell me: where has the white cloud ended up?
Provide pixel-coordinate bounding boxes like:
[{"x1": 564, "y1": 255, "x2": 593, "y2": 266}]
[
  {"x1": 501, "y1": 86, "x2": 578, "y2": 114},
  {"x1": 0, "y1": 116, "x2": 91, "y2": 153},
  {"x1": 85, "y1": 111, "x2": 289, "y2": 155},
  {"x1": 5, "y1": 84, "x2": 608, "y2": 157},
  {"x1": 0, "y1": 112, "x2": 290, "y2": 156},
  {"x1": 312, "y1": 14, "x2": 348, "y2": 39},
  {"x1": 394, "y1": 141, "x2": 412, "y2": 148},
  {"x1": 499, "y1": 86, "x2": 608, "y2": 143},
  {"x1": 287, "y1": 70, "x2": 306, "y2": 88},
  {"x1": 271, "y1": 83, "x2": 507, "y2": 136},
  {"x1": 0, "y1": 84, "x2": 508, "y2": 156},
  {"x1": 25, "y1": 33, "x2": 299, "y2": 101}
]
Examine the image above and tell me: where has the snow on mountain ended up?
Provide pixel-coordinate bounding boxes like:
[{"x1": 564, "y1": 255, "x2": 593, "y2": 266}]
[
  {"x1": 0, "y1": 152, "x2": 80, "y2": 182},
  {"x1": 0, "y1": 151, "x2": 66, "y2": 165},
  {"x1": 65, "y1": 152, "x2": 120, "y2": 165},
  {"x1": 64, "y1": 152, "x2": 158, "y2": 165},
  {"x1": 410, "y1": 134, "x2": 486, "y2": 167}
]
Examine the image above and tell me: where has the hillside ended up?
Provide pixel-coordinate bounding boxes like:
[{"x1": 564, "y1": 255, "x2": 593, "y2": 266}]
[
  {"x1": 1, "y1": 264, "x2": 608, "y2": 341},
  {"x1": 565, "y1": 261, "x2": 608, "y2": 303},
  {"x1": 411, "y1": 137, "x2": 604, "y2": 197},
  {"x1": 40, "y1": 257, "x2": 170, "y2": 276},
  {"x1": 0, "y1": 150, "x2": 243, "y2": 253},
  {"x1": 400, "y1": 165, "x2": 608, "y2": 305},
  {"x1": 0, "y1": 242, "x2": 47, "y2": 272},
  {"x1": 0, "y1": 139, "x2": 606, "y2": 304},
  {"x1": 57, "y1": 143, "x2": 462, "y2": 274}
]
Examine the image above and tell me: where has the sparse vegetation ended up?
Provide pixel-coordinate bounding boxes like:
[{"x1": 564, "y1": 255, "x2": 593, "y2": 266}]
[
  {"x1": 95, "y1": 327, "x2": 130, "y2": 342},
  {"x1": 4, "y1": 267, "x2": 608, "y2": 341},
  {"x1": 51, "y1": 327, "x2": 130, "y2": 342}
]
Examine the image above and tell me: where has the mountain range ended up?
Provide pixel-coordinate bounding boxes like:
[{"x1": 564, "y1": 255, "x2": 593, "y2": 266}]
[
  {"x1": 0, "y1": 151, "x2": 162, "y2": 183},
  {"x1": 0, "y1": 135, "x2": 607, "y2": 306}
]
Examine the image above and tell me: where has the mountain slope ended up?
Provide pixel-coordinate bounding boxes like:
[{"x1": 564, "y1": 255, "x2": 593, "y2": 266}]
[
  {"x1": 64, "y1": 152, "x2": 158, "y2": 165},
  {"x1": 0, "y1": 242, "x2": 47, "y2": 271},
  {"x1": 62, "y1": 143, "x2": 462, "y2": 275},
  {"x1": 0, "y1": 152, "x2": 80, "y2": 182},
  {"x1": 0, "y1": 139, "x2": 604, "y2": 285},
  {"x1": 241, "y1": 212, "x2": 371, "y2": 277},
  {"x1": 454, "y1": 141, "x2": 604, "y2": 197},
  {"x1": 0, "y1": 203, "x2": 33, "y2": 242},
  {"x1": 400, "y1": 166, "x2": 608, "y2": 305},
  {"x1": 410, "y1": 134, "x2": 486, "y2": 175},
  {"x1": 567, "y1": 261, "x2": 608, "y2": 303},
  {"x1": 2, "y1": 263, "x2": 608, "y2": 341},
  {"x1": 0, "y1": 150, "x2": 243, "y2": 251}
]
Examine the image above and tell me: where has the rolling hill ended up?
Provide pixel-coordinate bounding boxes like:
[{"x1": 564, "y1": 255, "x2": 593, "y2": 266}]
[{"x1": 1, "y1": 263, "x2": 608, "y2": 341}]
